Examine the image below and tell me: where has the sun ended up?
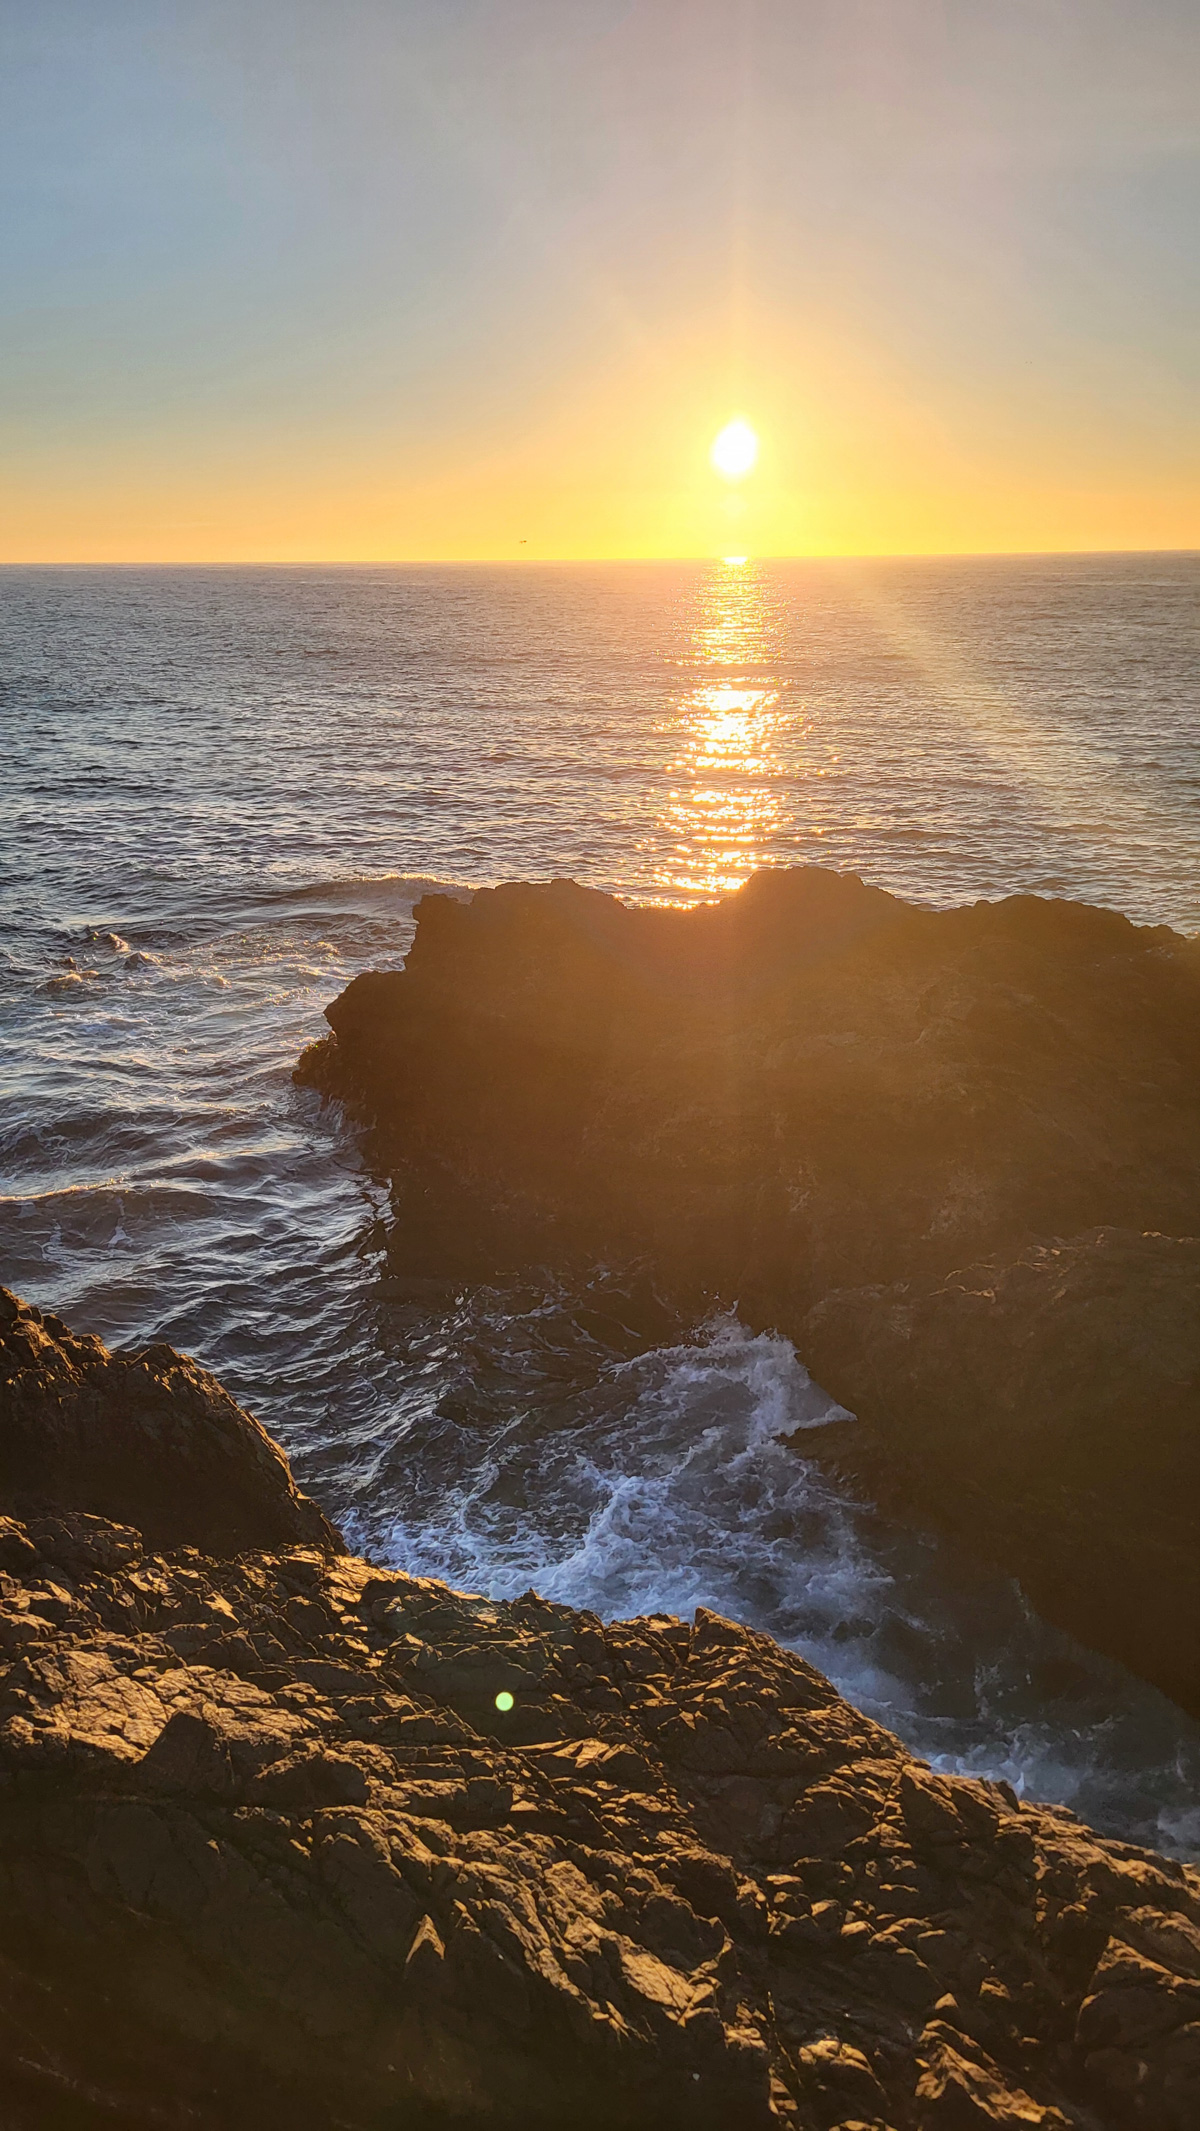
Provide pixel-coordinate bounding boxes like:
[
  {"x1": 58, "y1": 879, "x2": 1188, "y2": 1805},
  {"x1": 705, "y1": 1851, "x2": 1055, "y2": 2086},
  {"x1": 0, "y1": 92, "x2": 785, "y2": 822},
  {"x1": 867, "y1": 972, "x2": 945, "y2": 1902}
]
[{"x1": 710, "y1": 419, "x2": 759, "y2": 480}]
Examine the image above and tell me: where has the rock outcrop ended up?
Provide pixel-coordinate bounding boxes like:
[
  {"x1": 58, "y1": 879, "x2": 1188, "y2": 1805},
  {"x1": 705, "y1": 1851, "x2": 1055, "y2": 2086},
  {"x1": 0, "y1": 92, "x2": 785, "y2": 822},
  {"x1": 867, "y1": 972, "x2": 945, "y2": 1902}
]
[
  {"x1": 297, "y1": 870, "x2": 1200, "y2": 1709},
  {"x1": 2, "y1": 1296, "x2": 1199, "y2": 2129},
  {"x1": 0, "y1": 1288, "x2": 340, "y2": 1559}
]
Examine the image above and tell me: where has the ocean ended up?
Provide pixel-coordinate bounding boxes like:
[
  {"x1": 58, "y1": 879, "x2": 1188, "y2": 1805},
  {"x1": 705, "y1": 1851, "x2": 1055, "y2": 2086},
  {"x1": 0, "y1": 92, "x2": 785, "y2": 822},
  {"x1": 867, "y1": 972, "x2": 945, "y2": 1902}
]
[{"x1": 2, "y1": 551, "x2": 1198, "y2": 1855}]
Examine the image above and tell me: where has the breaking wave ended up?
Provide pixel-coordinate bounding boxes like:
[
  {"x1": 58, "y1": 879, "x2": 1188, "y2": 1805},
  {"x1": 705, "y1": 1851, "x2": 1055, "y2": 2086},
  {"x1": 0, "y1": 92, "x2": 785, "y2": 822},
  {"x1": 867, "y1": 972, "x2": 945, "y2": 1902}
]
[{"x1": 337, "y1": 1301, "x2": 1200, "y2": 1858}]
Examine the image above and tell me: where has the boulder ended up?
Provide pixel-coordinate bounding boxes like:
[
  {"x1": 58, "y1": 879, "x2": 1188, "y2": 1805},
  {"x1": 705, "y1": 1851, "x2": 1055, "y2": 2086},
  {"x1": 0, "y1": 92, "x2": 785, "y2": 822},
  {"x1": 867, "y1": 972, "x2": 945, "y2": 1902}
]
[{"x1": 0, "y1": 1288, "x2": 341, "y2": 1559}]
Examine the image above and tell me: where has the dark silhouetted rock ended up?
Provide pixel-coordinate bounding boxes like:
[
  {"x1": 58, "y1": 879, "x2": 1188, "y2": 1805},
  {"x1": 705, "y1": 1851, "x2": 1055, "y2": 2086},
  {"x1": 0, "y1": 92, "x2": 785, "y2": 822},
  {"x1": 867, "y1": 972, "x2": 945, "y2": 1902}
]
[
  {"x1": 298, "y1": 871, "x2": 1200, "y2": 1707},
  {"x1": 794, "y1": 1227, "x2": 1200, "y2": 1712}
]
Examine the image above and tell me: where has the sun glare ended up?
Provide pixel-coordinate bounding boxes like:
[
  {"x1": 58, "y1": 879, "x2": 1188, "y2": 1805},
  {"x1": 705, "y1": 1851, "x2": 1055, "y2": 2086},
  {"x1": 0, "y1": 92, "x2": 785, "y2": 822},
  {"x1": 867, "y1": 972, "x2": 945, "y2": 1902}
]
[{"x1": 710, "y1": 419, "x2": 759, "y2": 481}]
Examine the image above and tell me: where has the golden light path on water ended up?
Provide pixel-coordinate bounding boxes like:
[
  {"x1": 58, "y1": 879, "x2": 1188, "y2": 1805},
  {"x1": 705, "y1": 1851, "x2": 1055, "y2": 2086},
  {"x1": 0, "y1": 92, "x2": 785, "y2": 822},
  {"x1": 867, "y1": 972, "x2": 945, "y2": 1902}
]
[
  {"x1": 650, "y1": 557, "x2": 833, "y2": 899},
  {"x1": 645, "y1": 552, "x2": 1193, "y2": 907}
]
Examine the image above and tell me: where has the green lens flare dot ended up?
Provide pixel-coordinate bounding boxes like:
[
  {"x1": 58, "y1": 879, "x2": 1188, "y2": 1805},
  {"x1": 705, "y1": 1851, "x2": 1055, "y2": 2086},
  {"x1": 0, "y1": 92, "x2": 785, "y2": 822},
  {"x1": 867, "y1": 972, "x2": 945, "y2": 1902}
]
[{"x1": 494, "y1": 1691, "x2": 515, "y2": 1713}]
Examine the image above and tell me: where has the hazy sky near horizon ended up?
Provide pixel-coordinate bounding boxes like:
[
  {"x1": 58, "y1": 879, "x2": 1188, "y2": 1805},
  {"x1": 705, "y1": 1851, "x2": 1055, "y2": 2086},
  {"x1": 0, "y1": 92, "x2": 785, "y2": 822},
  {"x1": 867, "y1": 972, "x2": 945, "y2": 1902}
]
[{"x1": 2, "y1": 0, "x2": 1197, "y2": 561}]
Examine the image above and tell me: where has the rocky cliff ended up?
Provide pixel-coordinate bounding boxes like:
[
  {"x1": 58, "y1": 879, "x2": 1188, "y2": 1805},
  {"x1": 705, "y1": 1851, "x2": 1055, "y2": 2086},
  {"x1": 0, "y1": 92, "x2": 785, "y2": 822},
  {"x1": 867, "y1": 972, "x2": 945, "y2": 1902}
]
[
  {"x1": 2, "y1": 1291, "x2": 1199, "y2": 2129},
  {"x1": 297, "y1": 869, "x2": 1200, "y2": 1711}
]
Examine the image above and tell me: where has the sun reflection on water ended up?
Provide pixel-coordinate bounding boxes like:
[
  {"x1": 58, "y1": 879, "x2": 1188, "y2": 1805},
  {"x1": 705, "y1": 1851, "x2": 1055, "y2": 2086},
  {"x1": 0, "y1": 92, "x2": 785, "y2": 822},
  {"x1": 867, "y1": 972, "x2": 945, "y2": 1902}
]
[{"x1": 649, "y1": 559, "x2": 827, "y2": 899}]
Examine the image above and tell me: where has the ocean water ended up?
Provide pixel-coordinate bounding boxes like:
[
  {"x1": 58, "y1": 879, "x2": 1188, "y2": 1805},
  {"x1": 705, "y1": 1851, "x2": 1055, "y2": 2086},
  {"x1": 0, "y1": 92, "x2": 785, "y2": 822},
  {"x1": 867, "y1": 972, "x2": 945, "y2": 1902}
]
[{"x1": 2, "y1": 553, "x2": 1198, "y2": 1855}]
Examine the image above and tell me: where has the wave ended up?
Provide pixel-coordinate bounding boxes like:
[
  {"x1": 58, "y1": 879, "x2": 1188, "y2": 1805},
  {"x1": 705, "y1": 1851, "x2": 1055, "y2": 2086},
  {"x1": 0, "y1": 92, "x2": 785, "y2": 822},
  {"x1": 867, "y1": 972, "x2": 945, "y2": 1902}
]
[
  {"x1": 341, "y1": 1310, "x2": 1200, "y2": 1859},
  {"x1": 249, "y1": 872, "x2": 475, "y2": 911}
]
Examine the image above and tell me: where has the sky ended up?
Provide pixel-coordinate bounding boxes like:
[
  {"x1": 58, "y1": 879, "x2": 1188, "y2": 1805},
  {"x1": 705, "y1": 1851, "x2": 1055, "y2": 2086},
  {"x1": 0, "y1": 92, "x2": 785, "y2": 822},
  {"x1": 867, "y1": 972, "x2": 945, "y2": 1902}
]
[{"x1": 1, "y1": 0, "x2": 1197, "y2": 562}]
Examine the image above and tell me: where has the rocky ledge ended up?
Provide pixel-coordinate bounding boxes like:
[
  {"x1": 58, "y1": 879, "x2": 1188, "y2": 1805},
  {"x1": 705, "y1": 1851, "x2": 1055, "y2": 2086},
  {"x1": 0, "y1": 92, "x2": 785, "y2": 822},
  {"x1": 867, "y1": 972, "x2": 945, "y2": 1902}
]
[
  {"x1": 3, "y1": 1293, "x2": 1200, "y2": 2129},
  {"x1": 298, "y1": 869, "x2": 1200, "y2": 1711}
]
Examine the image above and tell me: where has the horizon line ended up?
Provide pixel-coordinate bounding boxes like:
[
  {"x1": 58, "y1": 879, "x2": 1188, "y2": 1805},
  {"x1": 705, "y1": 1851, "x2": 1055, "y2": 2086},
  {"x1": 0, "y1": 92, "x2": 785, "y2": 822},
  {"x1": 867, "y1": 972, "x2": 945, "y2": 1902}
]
[{"x1": 1, "y1": 544, "x2": 1197, "y2": 570}]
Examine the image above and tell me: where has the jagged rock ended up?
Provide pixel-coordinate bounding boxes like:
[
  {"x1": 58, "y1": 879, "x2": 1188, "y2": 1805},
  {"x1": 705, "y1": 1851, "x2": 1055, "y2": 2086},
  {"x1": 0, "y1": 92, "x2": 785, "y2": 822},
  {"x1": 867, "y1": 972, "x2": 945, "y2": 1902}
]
[
  {"x1": 298, "y1": 869, "x2": 1200, "y2": 1290},
  {"x1": 0, "y1": 1515, "x2": 1198, "y2": 2129},
  {"x1": 0, "y1": 1288, "x2": 341, "y2": 1559},
  {"x1": 1, "y1": 1303, "x2": 1199, "y2": 2126},
  {"x1": 297, "y1": 870, "x2": 1200, "y2": 1706}
]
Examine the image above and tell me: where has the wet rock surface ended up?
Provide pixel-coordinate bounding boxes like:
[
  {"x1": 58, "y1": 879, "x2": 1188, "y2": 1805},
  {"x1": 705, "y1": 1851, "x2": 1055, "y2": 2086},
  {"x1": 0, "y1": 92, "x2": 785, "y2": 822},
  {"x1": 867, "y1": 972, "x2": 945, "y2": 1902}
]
[
  {"x1": 298, "y1": 869, "x2": 1200, "y2": 1707},
  {"x1": 2, "y1": 1301, "x2": 1200, "y2": 2127}
]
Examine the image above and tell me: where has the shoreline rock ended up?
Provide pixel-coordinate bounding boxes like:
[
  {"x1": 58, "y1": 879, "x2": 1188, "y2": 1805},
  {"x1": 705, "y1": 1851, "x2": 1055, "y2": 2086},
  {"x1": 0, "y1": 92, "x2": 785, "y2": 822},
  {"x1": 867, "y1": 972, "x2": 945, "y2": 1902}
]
[
  {"x1": 795, "y1": 1228, "x2": 1200, "y2": 1712},
  {"x1": 0, "y1": 1287, "x2": 340, "y2": 1560},
  {"x1": 2, "y1": 1294, "x2": 1199, "y2": 2127},
  {"x1": 298, "y1": 869, "x2": 1200, "y2": 1710}
]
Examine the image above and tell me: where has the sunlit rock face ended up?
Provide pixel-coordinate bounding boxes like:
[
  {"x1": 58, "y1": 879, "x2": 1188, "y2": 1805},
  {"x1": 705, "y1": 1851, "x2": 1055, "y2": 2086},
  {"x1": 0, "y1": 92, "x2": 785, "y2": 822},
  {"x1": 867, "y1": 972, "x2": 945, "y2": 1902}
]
[
  {"x1": 2, "y1": 1296, "x2": 1199, "y2": 2130},
  {"x1": 300, "y1": 868, "x2": 1200, "y2": 1709},
  {"x1": 0, "y1": 1287, "x2": 340, "y2": 1560}
]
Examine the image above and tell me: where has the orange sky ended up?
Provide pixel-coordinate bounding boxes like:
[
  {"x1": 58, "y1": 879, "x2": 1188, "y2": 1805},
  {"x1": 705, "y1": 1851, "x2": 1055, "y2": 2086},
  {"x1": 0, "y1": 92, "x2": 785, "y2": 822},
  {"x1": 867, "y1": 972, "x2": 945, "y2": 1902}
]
[{"x1": 3, "y1": 3, "x2": 1197, "y2": 563}]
